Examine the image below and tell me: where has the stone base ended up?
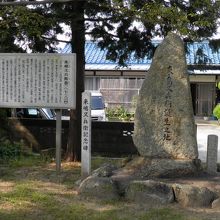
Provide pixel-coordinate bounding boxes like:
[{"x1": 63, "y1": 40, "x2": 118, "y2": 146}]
[
  {"x1": 77, "y1": 176, "x2": 119, "y2": 201},
  {"x1": 112, "y1": 157, "x2": 202, "y2": 179},
  {"x1": 77, "y1": 160, "x2": 220, "y2": 208},
  {"x1": 125, "y1": 180, "x2": 174, "y2": 204}
]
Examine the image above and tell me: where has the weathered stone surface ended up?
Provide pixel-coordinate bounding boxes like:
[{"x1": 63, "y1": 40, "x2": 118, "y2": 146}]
[
  {"x1": 125, "y1": 180, "x2": 174, "y2": 204},
  {"x1": 212, "y1": 198, "x2": 220, "y2": 209},
  {"x1": 77, "y1": 176, "x2": 119, "y2": 201},
  {"x1": 112, "y1": 157, "x2": 201, "y2": 179},
  {"x1": 173, "y1": 184, "x2": 215, "y2": 207},
  {"x1": 91, "y1": 163, "x2": 118, "y2": 177},
  {"x1": 207, "y1": 135, "x2": 218, "y2": 175},
  {"x1": 133, "y1": 32, "x2": 198, "y2": 159}
]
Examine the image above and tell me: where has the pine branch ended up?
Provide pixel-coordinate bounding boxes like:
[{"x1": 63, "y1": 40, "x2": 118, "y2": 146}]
[
  {"x1": 85, "y1": 31, "x2": 118, "y2": 39},
  {"x1": 42, "y1": 35, "x2": 71, "y2": 43},
  {"x1": 84, "y1": 17, "x2": 114, "y2": 22}
]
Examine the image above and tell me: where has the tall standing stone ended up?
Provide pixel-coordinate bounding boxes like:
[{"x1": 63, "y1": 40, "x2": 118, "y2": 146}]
[{"x1": 133, "y1": 32, "x2": 198, "y2": 159}]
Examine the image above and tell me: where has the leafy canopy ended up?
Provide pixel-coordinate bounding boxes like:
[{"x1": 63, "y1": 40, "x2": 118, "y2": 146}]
[
  {"x1": 0, "y1": 0, "x2": 219, "y2": 64},
  {"x1": 0, "y1": 5, "x2": 63, "y2": 52},
  {"x1": 85, "y1": 0, "x2": 220, "y2": 65}
]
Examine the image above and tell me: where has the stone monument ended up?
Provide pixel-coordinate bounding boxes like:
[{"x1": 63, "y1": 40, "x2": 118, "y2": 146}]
[
  {"x1": 133, "y1": 32, "x2": 198, "y2": 160},
  {"x1": 111, "y1": 32, "x2": 201, "y2": 179},
  {"x1": 77, "y1": 33, "x2": 220, "y2": 208}
]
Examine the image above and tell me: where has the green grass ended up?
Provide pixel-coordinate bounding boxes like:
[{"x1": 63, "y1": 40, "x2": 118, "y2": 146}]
[
  {"x1": 139, "y1": 208, "x2": 199, "y2": 220},
  {"x1": 8, "y1": 154, "x2": 47, "y2": 168},
  {"x1": 0, "y1": 156, "x2": 218, "y2": 220}
]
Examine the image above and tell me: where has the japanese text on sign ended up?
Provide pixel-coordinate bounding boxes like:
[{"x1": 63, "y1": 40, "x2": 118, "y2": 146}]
[{"x1": 0, "y1": 53, "x2": 76, "y2": 109}]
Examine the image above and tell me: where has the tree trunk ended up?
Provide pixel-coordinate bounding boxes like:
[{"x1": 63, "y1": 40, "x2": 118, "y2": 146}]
[{"x1": 65, "y1": 0, "x2": 85, "y2": 161}]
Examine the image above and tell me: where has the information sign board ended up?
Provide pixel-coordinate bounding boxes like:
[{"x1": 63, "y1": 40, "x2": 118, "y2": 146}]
[{"x1": 0, "y1": 53, "x2": 76, "y2": 109}]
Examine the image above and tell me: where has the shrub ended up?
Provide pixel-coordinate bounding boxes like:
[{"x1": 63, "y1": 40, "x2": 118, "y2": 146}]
[
  {"x1": 0, "y1": 138, "x2": 22, "y2": 161},
  {"x1": 106, "y1": 106, "x2": 134, "y2": 121},
  {"x1": 213, "y1": 104, "x2": 220, "y2": 119}
]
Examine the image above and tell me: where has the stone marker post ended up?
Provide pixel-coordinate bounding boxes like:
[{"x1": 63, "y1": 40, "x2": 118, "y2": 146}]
[
  {"x1": 207, "y1": 135, "x2": 218, "y2": 175},
  {"x1": 81, "y1": 91, "x2": 91, "y2": 178}
]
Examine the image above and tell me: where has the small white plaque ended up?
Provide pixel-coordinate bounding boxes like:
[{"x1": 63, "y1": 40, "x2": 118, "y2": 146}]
[{"x1": 81, "y1": 91, "x2": 91, "y2": 177}]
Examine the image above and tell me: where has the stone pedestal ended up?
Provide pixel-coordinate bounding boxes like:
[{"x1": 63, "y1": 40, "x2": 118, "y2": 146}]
[{"x1": 112, "y1": 157, "x2": 201, "y2": 179}]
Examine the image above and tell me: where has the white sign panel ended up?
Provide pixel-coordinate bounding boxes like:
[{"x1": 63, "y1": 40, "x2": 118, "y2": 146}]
[
  {"x1": 0, "y1": 53, "x2": 76, "y2": 109},
  {"x1": 81, "y1": 91, "x2": 91, "y2": 177}
]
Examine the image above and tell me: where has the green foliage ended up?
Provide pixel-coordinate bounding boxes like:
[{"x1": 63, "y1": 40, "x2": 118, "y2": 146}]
[
  {"x1": 213, "y1": 104, "x2": 220, "y2": 119},
  {"x1": 195, "y1": 46, "x2": 212, "y2": 65},
  {"x1": 86, "y1": 0, "x2": 220, "y2": 65},
  {"x1": 1, "y1": 0, "x2": 220, "y2": 64},
  {"x1": 0, "y1": 138, "x2": 22, "y2": 161},
  {"x1": 8, "y1": 154, "x2": 46, "y2": 168},
  {"x1": 0, "y1": 5, "x2": 63, "y2": 53},
  {"x1": 0, "y1": 109, "x2": 21, "y2": 161},
  {"x1": 106, "y1": 106, "x2": 134, "y2": 121}
]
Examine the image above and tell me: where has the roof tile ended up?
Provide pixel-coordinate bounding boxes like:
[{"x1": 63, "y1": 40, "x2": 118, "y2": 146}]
[{"x1": 62, "y1": 41, "x2": 220, "y2": 70}]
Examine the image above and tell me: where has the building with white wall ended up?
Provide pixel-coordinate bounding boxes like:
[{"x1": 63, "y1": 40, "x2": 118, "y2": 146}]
[{"x1": 62, "y1": 41, "x2": 220, "y2": 116}]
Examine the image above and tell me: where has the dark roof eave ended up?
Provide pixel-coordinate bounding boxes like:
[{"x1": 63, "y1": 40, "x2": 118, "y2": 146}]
[{"x1": 188, "y1": 64, "x2": 220, "y2": 70}]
